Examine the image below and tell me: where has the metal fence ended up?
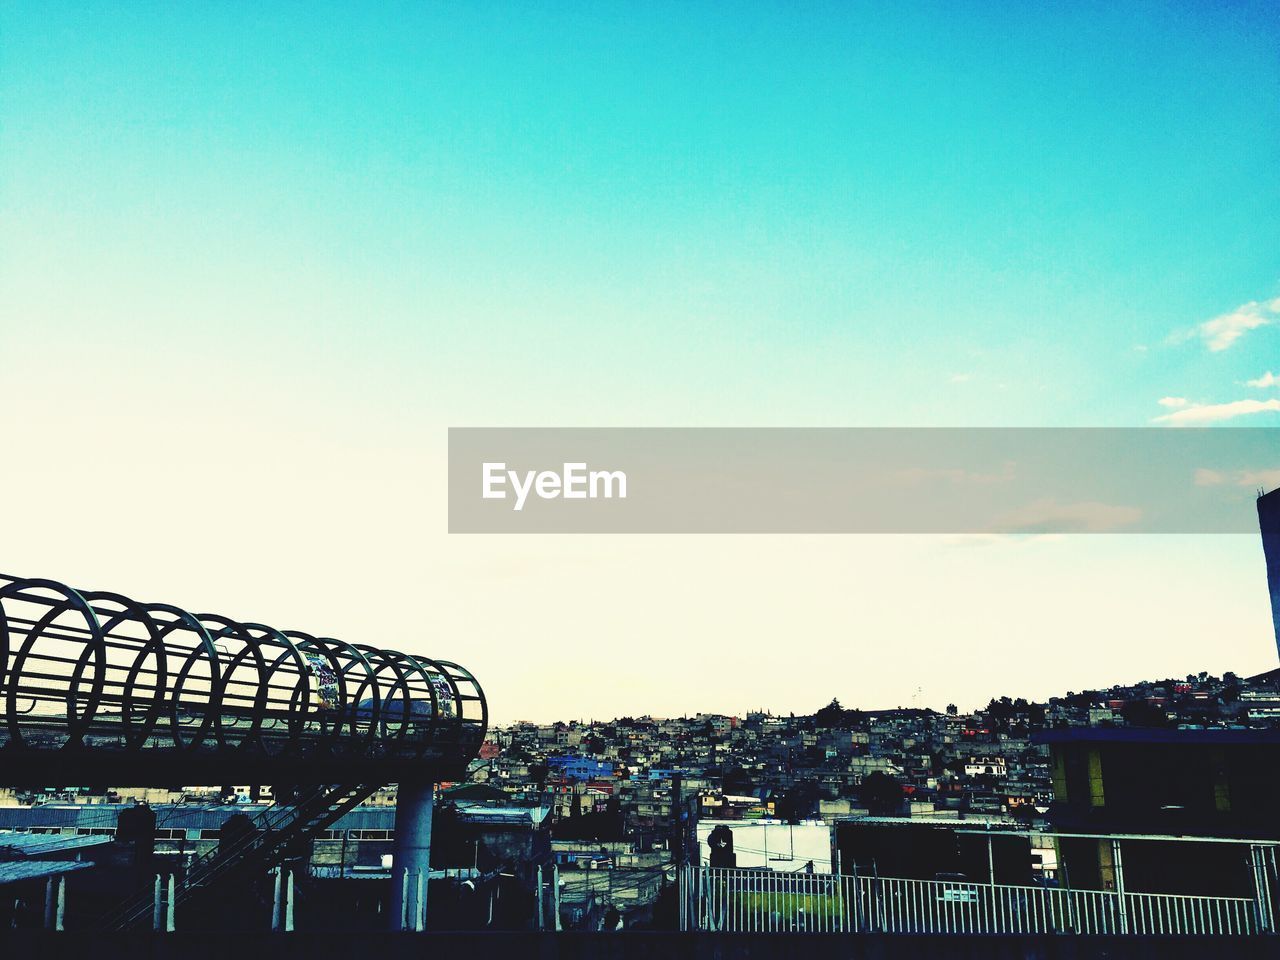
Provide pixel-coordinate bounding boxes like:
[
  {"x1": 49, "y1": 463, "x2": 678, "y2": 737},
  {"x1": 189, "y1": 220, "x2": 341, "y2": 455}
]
[{"x1": 679, "y1": 866, "x2": 1267, "y2": 936}]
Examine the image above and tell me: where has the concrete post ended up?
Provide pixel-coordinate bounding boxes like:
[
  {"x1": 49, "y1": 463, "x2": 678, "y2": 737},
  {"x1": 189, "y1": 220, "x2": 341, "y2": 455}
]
[
  {"x1": 285, "y1": 867, "x2": 295, "y2": 933},
  {"x1": 536, "y1": 864, "x2": 545, "y2": 930},
  {"x1": 55, "y1": 876, "x2": 65, "y2": 932},
  {"x1": 43, "y1": 876, "x2": 55, "y2": 929},
  {"x1": 389, "y1": 779, "x2": 434, "y2": 931},
  {"x1": 272, "y1": 866, "x2": 283, "y2": 932},
  {"x1": 152, "y1": 875, "x2": 163, "y2": 932},
  {"x1": 166, "y1": 873, "x2": 176, "y2": 933},
  {"x1": 399, "y1": 869, "x2": 409, "y2": 930},
  {"x1": 552, "y1": 862, "x2": 562, "y2": 931},
  {"x1": 417, "y1": 870, "x2": 427, "y2": 931}
]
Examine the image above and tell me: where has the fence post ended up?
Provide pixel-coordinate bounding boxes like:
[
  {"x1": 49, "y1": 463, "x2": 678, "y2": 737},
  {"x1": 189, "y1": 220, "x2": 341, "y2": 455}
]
[
  {"x1": 1270, "y1": 847, "x2": 1280, "y2": 935},
  {"x1": 1061, "y1": 858, "x2": 1079, "y2": 935},
  {"x1": 684, "y1": 865, "x2": 690, "y2": 931},
  {"x1": 851, "y1": 863, "x2": 861, "y2": 933},
  {"x1": 413, "y1": 867, "x2": 425, "y2": 931},
  {"x1": 1250, "y1": 845, "x2": 1275, "y2": 934},
  {"x1": 1111, "y1": 840, "x2": 1128, "y2": 934}
]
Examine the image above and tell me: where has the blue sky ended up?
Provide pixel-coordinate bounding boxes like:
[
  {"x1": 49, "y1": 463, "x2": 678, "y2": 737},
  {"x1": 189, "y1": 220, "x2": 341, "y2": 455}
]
[
  {"x1": 5, "y1": 2, "x2": 1279, "y2": 427},
  {"x1": 2, "y1": 3, "x2": 1279, "y2": 718}
]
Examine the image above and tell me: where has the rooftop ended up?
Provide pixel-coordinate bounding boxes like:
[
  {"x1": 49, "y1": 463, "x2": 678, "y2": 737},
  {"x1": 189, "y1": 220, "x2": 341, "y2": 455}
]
[{"x1": 0, "y1": 860, "x2": 94, "y2": 886}]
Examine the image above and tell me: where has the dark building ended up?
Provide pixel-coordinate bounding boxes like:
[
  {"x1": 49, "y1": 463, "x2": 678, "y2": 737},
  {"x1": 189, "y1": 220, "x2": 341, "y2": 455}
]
[
  {"x1": 836, "y1": 819, "x2": 1033, "y2": 885},
  {"x1": 1036, "y1": 728, "x2": 1280, "y2": 898},
  {"x1": 1260, "y1": 487, "x2": 1280, "y2": 658}
]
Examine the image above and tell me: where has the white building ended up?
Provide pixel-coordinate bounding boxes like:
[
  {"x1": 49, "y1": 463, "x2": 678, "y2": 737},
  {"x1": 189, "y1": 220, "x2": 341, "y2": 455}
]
[{"x1": 696, "y1": 819, "x2": 832, "y2": 874}]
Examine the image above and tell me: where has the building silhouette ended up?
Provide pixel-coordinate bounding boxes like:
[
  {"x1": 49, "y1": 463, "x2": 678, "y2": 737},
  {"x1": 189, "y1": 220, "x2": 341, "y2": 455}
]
[{"x1": 1261, "y1": 488, "x2": 1280, "y2": 658}]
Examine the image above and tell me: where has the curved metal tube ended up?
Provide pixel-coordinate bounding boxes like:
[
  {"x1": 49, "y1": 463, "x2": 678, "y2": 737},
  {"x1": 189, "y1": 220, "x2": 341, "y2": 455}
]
[{"x1": 0, "y1": 572, "x2": 487, "y2": 773}]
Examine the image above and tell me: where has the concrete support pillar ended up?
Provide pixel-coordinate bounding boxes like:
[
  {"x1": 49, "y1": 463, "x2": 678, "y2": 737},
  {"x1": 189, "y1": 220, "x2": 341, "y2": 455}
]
[
  {"x1": 552, "y1": 862, "x2": 562, "y2": 931},
  {"x1": 389, "y1": 779, "x2": 434, "y2": 931},
  {"x1": 43, "y1": 880, "x2": 56, "y2": 931},
  {"x1": 166, "y1": 874, "x2": 175, "y2": 933},
  {"x1": 271, "y1": 864, "x2": 297, "y2": 933},
  {"x1": 152, "y1": 875, "x2": 164, "y2": 932},
  {"x1": 272, "y1": 866, "x2": 284, "y2": 932},
  {"x1": 536, "y1": 864, "x2": 545, "y2": 930}
]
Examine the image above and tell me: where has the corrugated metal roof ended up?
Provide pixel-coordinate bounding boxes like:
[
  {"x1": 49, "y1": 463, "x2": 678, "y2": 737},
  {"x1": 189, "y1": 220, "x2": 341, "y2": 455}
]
[
  {"x1": 454, "y1": 802, "x2": 550, "y2": 826},
  {"x1": 0, "y1": 832, "x2": 113, "y2": 856},
  {"x1": 0, "y1": 860, "x2": 94, "y2": 885}
]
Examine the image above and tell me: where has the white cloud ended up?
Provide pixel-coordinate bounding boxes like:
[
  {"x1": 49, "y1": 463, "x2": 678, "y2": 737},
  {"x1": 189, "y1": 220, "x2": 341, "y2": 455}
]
[
  {"x1": 1154, "y1": 398, "x2": 1280, "y2": 425},
  {"x1": 1195, "y1": 299, "x2": 1279, "y2": 352},
  {"x1": 995, "y1": 499, "x2": 1143, "y2": 533},
  {"x1": 1247, "y1": 371, "x2": 1279, "y2": 388},
  {"x1": 1193, "y1": 468, "x2": 1227, "y2": 486},
  {"x1": 1193, "y1": 466, "x2": 1280, "y2": 489},
  {"x1": 948, "y1": 373, "x2": 971, "y2": 384},
  {"x1": 1239, "y1": 468, "x2": 1280, "y2": 489},
  {"x1": 1157, "y1": 397, "x2": 1189, "y2": 408}
]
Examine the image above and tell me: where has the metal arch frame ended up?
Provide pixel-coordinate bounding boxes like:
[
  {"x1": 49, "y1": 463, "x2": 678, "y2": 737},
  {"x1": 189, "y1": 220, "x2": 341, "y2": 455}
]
[
  {"x1": 0, "y1": 577, "x2": 103, "y2": 750},
  {"x1": 76, "y1": 591, "x2": 168, "y2": 750},
  {"x1": 144, "y1": 601, "x2": 223, "y2": 752},
  {"x1": 283, "y1": 630, "x2": 381, "y2": 751},
  {"x1": 433, "y1": 657, "x2": 489, "y2": 747},
  {"x1": 0, "y1": 572, "x2": 487, "y2": 785}
]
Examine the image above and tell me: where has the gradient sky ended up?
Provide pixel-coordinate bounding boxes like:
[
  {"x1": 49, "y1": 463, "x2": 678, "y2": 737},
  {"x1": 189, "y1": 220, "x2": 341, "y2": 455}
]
[{"x1": 2, "y1": 3, "x2": 1279, "y2": 721}]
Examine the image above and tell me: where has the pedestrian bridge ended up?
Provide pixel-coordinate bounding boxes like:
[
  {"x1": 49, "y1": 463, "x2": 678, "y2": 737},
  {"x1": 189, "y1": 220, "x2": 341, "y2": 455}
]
[{"x1": 0, "y1": 572, "x2": 487, "y2": 785}]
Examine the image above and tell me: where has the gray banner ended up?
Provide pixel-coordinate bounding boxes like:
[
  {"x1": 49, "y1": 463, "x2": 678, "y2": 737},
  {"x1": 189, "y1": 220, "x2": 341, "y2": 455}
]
[{"x1": 448, "y1": 428, "x2": 1280, "y2": 533}]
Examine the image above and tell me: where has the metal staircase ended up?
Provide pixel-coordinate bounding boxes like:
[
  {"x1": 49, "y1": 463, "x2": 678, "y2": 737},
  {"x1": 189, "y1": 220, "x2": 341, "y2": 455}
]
[{"x1": 102, "y1": 783, "x2": 377, "y2": 930}]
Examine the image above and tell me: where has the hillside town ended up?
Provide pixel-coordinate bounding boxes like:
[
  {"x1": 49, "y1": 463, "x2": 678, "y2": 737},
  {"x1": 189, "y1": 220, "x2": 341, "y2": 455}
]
[
  {"x1": 6, "y1": 667, "x2": 1280, "y2": 931},
  {"x1": 471, "y1": 667, "x2": 1280, "y2": 836}
]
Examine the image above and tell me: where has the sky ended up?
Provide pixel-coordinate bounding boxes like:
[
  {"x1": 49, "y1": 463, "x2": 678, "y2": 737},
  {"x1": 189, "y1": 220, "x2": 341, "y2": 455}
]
[{"x1": 2, "y1": 2, "x2": 1279, "y2": 722}]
